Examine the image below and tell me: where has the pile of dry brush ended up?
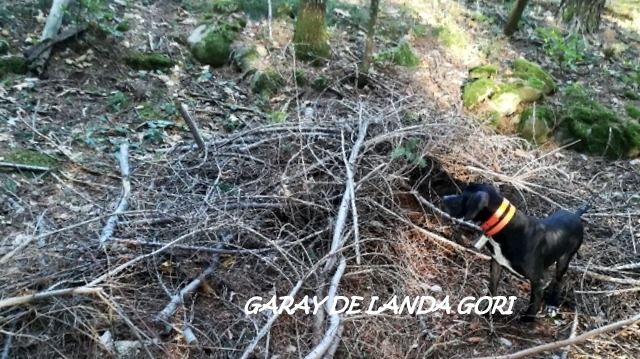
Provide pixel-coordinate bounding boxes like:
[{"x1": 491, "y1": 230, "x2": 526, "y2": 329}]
[{"x1": 1, "y1": 91, "x2": 640, "y2": 358}]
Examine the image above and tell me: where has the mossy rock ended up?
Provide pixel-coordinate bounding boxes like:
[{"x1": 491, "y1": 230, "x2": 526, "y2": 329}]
[
  {"x1": 518, "y1": 105, "x2": 556, "y2": 144},
  {"x1": 251, "y1": 69, "x2": 283, "y2": 94},
  {"x1": 469, "y1": 64, "x2": 498, "y2": 79},
  {"x1": 625, "y1": 104, "x2": 640, "y2": 120},
  {"x1": 0, "y1": 38, "x2": 9, "y2": 55},
  {"x1": 463, "y1": 78, "x2": 497, "y2": 108},
  {"x1": 125, "y1": 52, "x2": 174, "y2": 71},
  {"x1": 0, "y1": 55, "x2": 28, "y2": 78},
  {"x1": 488, "y1": 92, "x2": 521, "y2": 116},
  {"x1": 2, "y1": 149, "x2": 57, "y2": 167},
  {"x1": 377, "y1": 40, "x2": 420, "y2": 67},
  {"x1": 232, "y1": 45, "x2": 266, "y2": 73},
  {"x1": 512, "y1": 58, "x2": 555, "y2": 95},
  {"x1": 562, "y1": 89, "x2": 640, "y2": 157},
  {"x1": 311, "y1": 75, "x2": 330, "y2": 91},
  {"x1": 189, "y1": 20, "x2": 243, "y2": 67}
]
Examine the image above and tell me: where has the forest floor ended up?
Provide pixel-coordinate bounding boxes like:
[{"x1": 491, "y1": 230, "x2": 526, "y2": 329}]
[{"x1": 1, "y1": 0, "x2": 640, "y2": 358}]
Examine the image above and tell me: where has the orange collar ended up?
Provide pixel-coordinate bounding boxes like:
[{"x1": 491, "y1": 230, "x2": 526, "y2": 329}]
[{"x1": 480, "y1": 198, "x2": 516, "y2": 237}]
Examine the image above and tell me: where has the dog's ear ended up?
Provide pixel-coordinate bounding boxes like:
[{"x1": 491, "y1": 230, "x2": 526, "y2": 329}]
[{"x1": 464, "y1": 191, "x2": 489, "y2": 220}]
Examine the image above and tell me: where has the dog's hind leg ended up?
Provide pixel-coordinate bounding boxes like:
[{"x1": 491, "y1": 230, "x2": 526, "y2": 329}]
[
  {"x1": 489, "y1": 258, "x2": 502, "y2": 296},
  {"x1": 546, "y1": 252, "x2": 574, "y2": 307}
]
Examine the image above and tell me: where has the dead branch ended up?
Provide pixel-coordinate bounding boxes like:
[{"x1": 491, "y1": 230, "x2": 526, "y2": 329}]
[
  {"x1": 0, "y1": 320, "x2": 16, "y2": 359},
  {"x1": 239, "y1": 279, "x2": 305, "y2": 359},
  {"x1": 0, "y1": 161, "x2": 50, "y2": 172},
  {"x1": 24, "y1": 24, "x2": 88, "y2": 62},
  {"x1": 0, "y1": 287, "x2": 104, "y2": 309},
  {"x1": 113, "y1": 238, "x2": 272, "y2": 255},
  {"x1": 99, "y1": 144, "x2": 131, "y2": 244},
  {"x1": 29, "y1": 0, "x2": 72, "y2": 75},
  {"x1": 308, "y1": 114, "x2": 369, "y2": 357},
  {"x1": 472, "y1": 312, "x2": 640, "y2": 359},
  {"x1": 305, "y1": 257, "x2": 347, "y2": 359},
  {"x1": 571, "y1": 266, "x2": 640, "y2": 286},
  {"x1": 156, "y1": 237, "x2": 228, "y2": 323},
  {"x1": 176, "y1": 101, "x2": 205, "y2": 151},
  {"x1": 410, "y1": 191, "x2": 482, "y2": 231}
]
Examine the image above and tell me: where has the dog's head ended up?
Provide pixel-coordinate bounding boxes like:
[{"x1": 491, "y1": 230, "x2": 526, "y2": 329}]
[{"x1": 441, "y1": 183, "x2": 501, "y2": 221}]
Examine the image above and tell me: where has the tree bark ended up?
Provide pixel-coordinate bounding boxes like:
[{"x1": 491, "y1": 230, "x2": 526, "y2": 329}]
[
  {"x1": 504, "y1": 0, "x2": 529, "y2": 36},
  {"x1": 558, "y1": 0, "x2": 606, "y2": 33},
  {"x1": 360, "y1": 0, "x2": 380, "y2": 76},
  {"x1": 293, "y1": 0, "x2": 330, "y2": 62}
]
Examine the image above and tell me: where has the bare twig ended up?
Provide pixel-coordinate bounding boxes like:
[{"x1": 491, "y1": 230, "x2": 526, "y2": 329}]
[
  {"x1": 0, "y1": 287, "x2": 104, "y2": 309},
  {"x1": 472, "y1": 313, "x2": 640, "y2": 359},
  {"x1": 0, "y1": 161, "x2": 50, "y2": 172},
  {"x1": 304, "y1": 257, "x2": 347, "y2": 359},
  {"x1": 156, "y1": 235, "x2": 229, "y2": 323},
  {"x1": 0, "y1": 320, "x2": 17, "y2": 359},
  {"x1": 176, "y1": 101, "x2": 205, "y2": 151},
  {"x1": 99, "y1": 144, "x2": 131, "y2": 244}
]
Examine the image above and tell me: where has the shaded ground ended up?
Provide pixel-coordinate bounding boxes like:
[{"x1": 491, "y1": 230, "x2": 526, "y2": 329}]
[{"x1": 1, "y1": 0, "x2": 640, "y2": 358}]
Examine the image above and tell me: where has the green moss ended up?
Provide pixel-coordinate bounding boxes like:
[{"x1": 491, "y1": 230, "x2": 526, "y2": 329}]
[
  {"x1": 232, "y1": 45, "x2": 261, "y2": 72},
  {"x1": 294, "y1": 69, "x2": 306, "y2": 86},
  {"x1": 488, "y1": 92, "x2": 521, "y2": 116},
  {"x1": 191, "y1": 25, "x2": 238, "y2": 67},
  {"x1": 512, "y1": 58, "x2": 556, "y2": 94},
  {"x1": 311, "y1": 75, "x2": 330, "y2": 91},
  {"x1": 269, "y1": 111, "x2": 288, "y2": 123},
  {"x1": 125, "y1": 52, "x2": 174, "y2": 71},
  {"x1": 518, "y1": 105, "x2": 556, "y2": 144},
  {"x1": 432, "y1": 23, "x2": 466, "y2": 48},
  {"x1": 2, "y1": 149, "x2": 57, "y2": 167},
  {"x1": 469, "y1": 64, "x2": 498, "y2": 79},
  {"x1": 293, "y1": 3, "x2": 330, "y2": 61},
  {"x1": 623, "y1": 90, "x2": 640, "y2": 100},
  {"x1": 625, "y1": 104, "x2": 640, "y2": 120},
  {"x1": 562, "y1": 86, "x2": 639, "y2": 157},
  {"x1": 0, "y1": 37, "x2": 9, "y2": 55},
  {"x1": 462, "y1": 78, "x2": 497, "y2": 108},
  {"x1": 251, "y1": 69, "x2": 283, "y2": 94},
  {"x1": 377, "y1": 40, "x2": 420, "y2": 67},
  {"x1": 115, "y1": 19, "x2": 130, "y2": 32},
  {"x1": 0, "y1": 56, "x2": 28, "y2": 78}
]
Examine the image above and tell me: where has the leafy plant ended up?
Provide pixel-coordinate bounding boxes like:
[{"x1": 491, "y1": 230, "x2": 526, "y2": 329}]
[
  {"x1": 391, "y1": 138, "x2": 426, "y2": 167},
  {"x1": 108, "y1": 91, "x2": 128, "y2": 112},
  {"x1": 536, "y1": 27, "x2": 586, "y2": 68}
]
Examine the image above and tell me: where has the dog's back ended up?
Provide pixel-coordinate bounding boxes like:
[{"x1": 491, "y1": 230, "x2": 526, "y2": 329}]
[{"x1": 540, "y1": 209, "x2": 584, "y2": 266}]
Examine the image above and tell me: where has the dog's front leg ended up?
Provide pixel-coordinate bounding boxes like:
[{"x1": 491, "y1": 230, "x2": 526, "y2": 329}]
[
  {"x1": 489, "y1": 258, "x2": 502, "y2": 296},
  {"x1": 522, "y1": 278, "x2": 545, "y2": 322}
]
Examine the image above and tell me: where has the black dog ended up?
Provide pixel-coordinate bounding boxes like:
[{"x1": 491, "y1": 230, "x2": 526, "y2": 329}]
[{"x1": 442, "y1": 183, "x2": 589, "y2": 321}]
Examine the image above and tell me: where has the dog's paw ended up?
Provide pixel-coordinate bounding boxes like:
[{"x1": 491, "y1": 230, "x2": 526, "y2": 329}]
[{"x1": 545, "y1": 305, "x2": 559, "y2": 318}]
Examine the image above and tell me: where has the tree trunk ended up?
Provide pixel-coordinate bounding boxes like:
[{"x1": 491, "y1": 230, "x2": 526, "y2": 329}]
[
  {"x1": 293, "y1": 0, "x2": 330, "y2": 62},
  {"x1": 360, "y1": 0, "x2": 380, "y2": 79},
  {"x1": 503, "y1": 0, "x2": 529, "y2": 36},
  {"x1": 558, "y1": 0, "x2": 606, "y2": 33}
]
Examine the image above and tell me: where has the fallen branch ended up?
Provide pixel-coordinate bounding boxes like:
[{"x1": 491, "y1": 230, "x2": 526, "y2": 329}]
[
  {"x1": 99, "y1": 144, "x2": 131, "y2": 244},
  {"x1": 0, "y1": 161, "x2": 51, "y2": 172},
  {"x1": 410, "y1": 191, "x2": 482, "y2": 232},
  {"x1": 472, "y1": 312, "x2": 640, "y2": 359},
  {"x1": 571, "y1": 266, "x2": 640, "y2": 286},
  {"x1": 309, "y1": 115, "x2": 369, "y2": 355},
  {"x1": 239, "y1": 279, "x2": 305, "y2": 359},
  {"x1": 29, "y1": 0, "x2": 72, "y2": 75},
  {"x1": 0, "y1": 320, "x2": 16, "y2": 359},
  {"x1": 24, "y1": 24, "x2": 88, "y2": 62},
  {"x1": 176, "y1": 101, "x2": 205, "y2": 151},
  {"x1": 156, "y1": 236, "x2": 228, "y2": 323},
  {"x1": 305, "y1": 257, "x2": 347, "y2": 359},
  {"x1": 113, "y1": 238, "x2": 272, "y2": 255},
  {"x1": 0, "y1": 286, "x2": 104, "y2": 309}
]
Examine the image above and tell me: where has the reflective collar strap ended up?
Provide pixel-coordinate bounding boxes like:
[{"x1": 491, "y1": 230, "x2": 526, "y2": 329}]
[{"x1": 480, "y1": 198, "x2": 516, "y2": 237}]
